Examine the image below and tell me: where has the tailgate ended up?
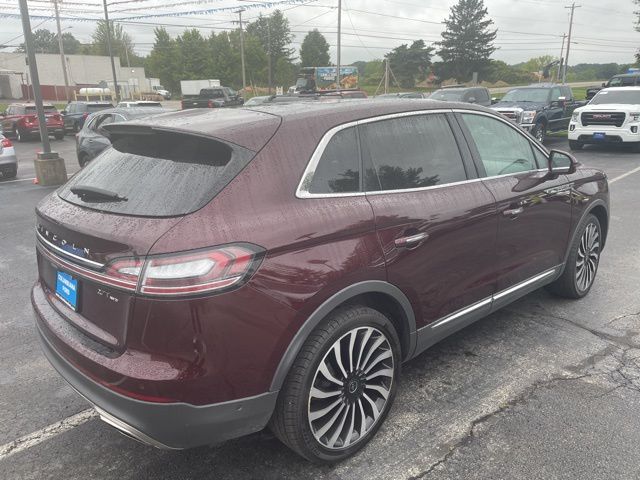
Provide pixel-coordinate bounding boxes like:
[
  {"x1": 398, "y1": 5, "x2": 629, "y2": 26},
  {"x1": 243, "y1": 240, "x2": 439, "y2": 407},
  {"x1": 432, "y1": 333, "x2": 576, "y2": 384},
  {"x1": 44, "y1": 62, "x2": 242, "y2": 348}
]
[{"x1": 36, "y1": 194, "x2": 182, "y2": 350}]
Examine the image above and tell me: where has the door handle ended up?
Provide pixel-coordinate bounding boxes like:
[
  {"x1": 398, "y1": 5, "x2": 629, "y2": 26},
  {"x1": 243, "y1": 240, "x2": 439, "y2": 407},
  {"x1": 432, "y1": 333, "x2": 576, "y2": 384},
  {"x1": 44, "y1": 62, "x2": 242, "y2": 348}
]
[
  {"x1": 395, "y1": 232, "x2": 429, "y2": 248},
  {"x1": 503, "y1": 206, "x2": 524, "y2": 217}
]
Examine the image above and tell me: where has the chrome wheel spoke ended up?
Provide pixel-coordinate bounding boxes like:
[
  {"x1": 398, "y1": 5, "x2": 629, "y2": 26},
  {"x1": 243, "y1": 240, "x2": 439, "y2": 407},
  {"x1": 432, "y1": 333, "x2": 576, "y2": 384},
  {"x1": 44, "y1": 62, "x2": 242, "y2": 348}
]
[
  {"x1": 575, "y1": 222, "x2": 600, "y2": 292},
  {"x1": 308, "y1": 326, "x2": 394, "y2": 451},
  {"x1": 363, "y1": 349, "x2": 393, "y2": 374}
]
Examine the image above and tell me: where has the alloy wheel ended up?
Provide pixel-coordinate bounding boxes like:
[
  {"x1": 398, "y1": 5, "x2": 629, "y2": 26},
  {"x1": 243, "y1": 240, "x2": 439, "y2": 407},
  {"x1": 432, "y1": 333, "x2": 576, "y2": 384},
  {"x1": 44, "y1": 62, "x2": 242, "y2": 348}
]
[
  {"x1": 308, "y1": 326, "x2": 394, "y2": 451},
  {"x1": 576, "y1": 222, "x2": 599, "y2": 292}
]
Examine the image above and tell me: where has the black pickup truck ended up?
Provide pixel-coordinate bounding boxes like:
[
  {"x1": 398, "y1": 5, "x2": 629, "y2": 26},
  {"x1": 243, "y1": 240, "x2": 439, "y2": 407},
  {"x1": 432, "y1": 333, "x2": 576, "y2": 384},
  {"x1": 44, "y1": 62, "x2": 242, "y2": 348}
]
[
  {"x1": 586, "y1": 73, "x2": 640, "y2": 100},
  {"x1": 181, "y1": 87, "x2": 244, "y2": 109},
  {"x1": 491, "y1": 83, "x2": 585, "y2": 143}
]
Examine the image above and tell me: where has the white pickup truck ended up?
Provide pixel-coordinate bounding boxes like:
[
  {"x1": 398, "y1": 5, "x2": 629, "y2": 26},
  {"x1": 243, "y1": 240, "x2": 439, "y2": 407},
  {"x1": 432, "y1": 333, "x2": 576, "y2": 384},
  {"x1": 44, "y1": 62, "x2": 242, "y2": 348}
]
[{"x1": 568, "y1": 87, "x2": 640, "y2": 152}]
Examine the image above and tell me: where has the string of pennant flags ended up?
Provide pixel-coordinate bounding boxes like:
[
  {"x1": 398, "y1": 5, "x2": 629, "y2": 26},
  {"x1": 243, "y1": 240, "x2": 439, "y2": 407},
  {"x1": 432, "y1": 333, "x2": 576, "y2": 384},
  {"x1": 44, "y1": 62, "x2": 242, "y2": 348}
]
[{"x1": 0, "y1": 0, "x2": 317, "y2": 22}]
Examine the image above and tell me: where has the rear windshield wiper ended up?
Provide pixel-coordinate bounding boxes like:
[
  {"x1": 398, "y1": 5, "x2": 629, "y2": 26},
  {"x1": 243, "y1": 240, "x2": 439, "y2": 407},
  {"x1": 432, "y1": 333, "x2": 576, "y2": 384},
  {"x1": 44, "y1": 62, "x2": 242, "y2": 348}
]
[{"x1": 70, "y1": 185, "x2": 128, "y2": 202}]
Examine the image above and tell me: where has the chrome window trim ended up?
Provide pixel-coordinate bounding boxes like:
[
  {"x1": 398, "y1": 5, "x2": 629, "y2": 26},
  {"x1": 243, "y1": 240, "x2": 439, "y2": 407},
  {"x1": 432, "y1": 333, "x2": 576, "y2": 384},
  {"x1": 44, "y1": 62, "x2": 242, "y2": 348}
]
[
  {"x1": 36, "y1": 229, "x2": 104, "y2": 269},
  {"x1": 296, "y1": 108, "x2": 552, "y2": 199}
]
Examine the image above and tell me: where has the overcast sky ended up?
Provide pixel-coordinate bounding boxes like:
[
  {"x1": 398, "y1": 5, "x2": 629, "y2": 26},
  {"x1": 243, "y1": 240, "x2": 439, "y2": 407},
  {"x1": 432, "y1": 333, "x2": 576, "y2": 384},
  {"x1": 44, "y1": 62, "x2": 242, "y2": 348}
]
[{"x1": 0, "y1": 0, "x2": 638, "y2": 66}]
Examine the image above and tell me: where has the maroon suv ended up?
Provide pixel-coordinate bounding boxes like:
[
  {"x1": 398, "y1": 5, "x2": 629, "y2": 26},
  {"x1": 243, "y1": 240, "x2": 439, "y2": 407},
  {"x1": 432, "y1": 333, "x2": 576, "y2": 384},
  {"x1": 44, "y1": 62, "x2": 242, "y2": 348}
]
[
  {"x1": 33, "y1": 101, "x2": 609, "y2": 463},
  {"x1": 1, "y1": 103, "x2": 65, "y2": 141}
]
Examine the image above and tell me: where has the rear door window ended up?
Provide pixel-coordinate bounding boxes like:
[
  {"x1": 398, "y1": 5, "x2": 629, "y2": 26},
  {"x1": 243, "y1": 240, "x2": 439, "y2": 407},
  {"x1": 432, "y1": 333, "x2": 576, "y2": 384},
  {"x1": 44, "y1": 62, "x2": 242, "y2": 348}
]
[
  {"x1": 360, "y1": 113, "x2": 468, "y2": 191},
  {"x1": 305, "y1": 127, "x2": 360, "y2": 194},
  {"x1": 58, "y1": 131, "x2": 254, "y2": 217}
]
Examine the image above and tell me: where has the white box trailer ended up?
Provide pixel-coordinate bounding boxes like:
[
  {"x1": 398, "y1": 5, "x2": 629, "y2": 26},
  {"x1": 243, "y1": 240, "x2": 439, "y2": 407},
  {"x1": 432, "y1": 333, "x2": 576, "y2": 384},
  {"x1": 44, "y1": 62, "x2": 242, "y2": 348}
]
[{"x1": 180, "y1": 79, "x2": 221, "y2": 96}]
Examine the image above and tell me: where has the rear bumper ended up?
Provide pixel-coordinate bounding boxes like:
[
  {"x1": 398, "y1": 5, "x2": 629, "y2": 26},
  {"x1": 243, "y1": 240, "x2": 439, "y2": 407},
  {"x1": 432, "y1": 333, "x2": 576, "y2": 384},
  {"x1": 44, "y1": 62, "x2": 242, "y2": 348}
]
[
  {"x1": 32, "y1": 282, "x2": 278, "y2": 449},
  {"x1": 0, "y1": 153, "x2": 18, "y2": 167}
]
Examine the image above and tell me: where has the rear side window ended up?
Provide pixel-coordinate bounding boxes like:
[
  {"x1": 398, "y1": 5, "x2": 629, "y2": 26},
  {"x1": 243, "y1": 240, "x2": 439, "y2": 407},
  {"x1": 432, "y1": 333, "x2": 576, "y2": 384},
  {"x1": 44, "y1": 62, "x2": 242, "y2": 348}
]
[
  {"x1": 58, "y1": 131, "x2": 254, "y2": 217},
  {"x1": 306, "y1": 127, "x2": 360, "y2": 194},
  {"x1": 87, "y1": 104, "x2": 111, "y2": 112},
  {"x1": 360, "y1": 114, "x2": 467, "y2": 191}
]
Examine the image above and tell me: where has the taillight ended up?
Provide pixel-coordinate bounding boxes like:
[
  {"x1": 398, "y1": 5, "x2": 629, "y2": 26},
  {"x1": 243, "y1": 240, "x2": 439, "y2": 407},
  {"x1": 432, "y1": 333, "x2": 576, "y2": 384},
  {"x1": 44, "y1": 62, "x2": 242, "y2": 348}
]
[
  {"x1": 207, "y1": 99, "x2": 214, "y2": 108},
  {"x1": 82, "y1": 112, "x2": 89, "y2": 119},
  {"x1": 102, "y1": 244, "x2": 263, "y2": 297},
  {"x1": 1, "y1": 138, "x2": 11, "y2": 147},
  {"x1": 24, "y1": 115, "x2": 36, "y2": 125}
]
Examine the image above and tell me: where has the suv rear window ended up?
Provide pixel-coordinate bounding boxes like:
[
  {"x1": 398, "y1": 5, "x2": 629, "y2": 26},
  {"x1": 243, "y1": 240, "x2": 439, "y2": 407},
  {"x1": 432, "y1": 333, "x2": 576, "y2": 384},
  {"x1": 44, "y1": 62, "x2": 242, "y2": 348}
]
[
  {"x1": 26, "y1": 106, "x2": 56, "y2": 113},
  {"x1": 58, "y1": 131, "x2": 254, "y2": 217}
]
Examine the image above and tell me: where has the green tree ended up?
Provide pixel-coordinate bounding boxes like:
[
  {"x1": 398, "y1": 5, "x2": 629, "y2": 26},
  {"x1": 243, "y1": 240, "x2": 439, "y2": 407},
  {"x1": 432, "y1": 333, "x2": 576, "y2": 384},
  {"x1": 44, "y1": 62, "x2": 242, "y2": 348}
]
[
  {"x1": 385, "y1": 40, "x2": 434, "y2": 88},
  {"x1": 17, "y1": 29, "x2": 81, "y2": 54},
  {"x1": 363, "y1": 59, "x2": 384, "y2": 84},
  {"x1": 176, "y1": 29, "x2": 212, "y2": 81},
  {"x1": 437, "y1": 0, "x2": 497, "y2": 82},
  {"x1": 145, "y1": 27, "x2": 180, "y2": 93},
  {"x1": 210, "y1": 31, "x2": 236, "y2": 86},
  {"x1": 247, "y1": 10, "x2": 295, "y2": 86},
  {"x1": 90, "y1": 21, "x2": 136, "y2": 65},
  {"x1": 299, "y1": 29, "x2": 330, "y2": 66}
]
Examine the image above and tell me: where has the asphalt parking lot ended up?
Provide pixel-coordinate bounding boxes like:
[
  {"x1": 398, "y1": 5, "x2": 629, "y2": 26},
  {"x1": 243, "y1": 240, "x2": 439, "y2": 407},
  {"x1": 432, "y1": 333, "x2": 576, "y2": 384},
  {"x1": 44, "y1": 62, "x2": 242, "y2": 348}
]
[{"x1": 1, "y1": 135, "x2": 639, "y2": 479}]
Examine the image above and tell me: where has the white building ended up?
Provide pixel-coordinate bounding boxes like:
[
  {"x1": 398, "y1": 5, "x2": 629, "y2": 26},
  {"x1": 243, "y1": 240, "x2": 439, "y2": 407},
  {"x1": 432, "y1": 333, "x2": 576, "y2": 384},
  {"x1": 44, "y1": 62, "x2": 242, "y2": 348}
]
[{"x1": 0, "y1": 52, "x2": 151, "y2": 100}]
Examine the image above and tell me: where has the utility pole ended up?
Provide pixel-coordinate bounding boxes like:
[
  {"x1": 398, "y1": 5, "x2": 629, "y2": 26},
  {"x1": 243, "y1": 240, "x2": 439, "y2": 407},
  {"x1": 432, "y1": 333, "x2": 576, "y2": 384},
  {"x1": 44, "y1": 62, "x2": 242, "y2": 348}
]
[
  {"x1": 267, "y1": 17, "x2": 272, "y2": 95},
  {"x1": 53, "y1": 0, "x2": 70, "y2": 101},
  {"x1": 19, "y1": 0, "x2": 50, "y2": 153},
  {"x1": 238, "y1": 8, "x2": 246, "y2": 93},
  {"x1": 336, "y1": 0, "x2": 341, "y2": 91},
  {"x1": 563, "y1": 3, "x2": 580, "y2": 84},
  {"x1": 19, "y1": 0, "x2": 67, "y2": 184},
  {"x1": 557, "y1": 33, "x2": 566, "y2": 83},
  {"x1": 384, "y1": 58, "x2": 389, "y2": 94},
  {"x1": 103, "y1": 0, "x2": 120, "y2": 102}
]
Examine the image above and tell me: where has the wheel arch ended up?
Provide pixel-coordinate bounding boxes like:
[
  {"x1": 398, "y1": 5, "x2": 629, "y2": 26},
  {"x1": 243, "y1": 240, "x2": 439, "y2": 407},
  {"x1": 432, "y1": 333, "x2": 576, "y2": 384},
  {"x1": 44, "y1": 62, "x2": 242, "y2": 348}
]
[
  {"x1": 269, "y1": 280, "x2": 417, "y2": 392},
  {"x1": 560, "y1": 199, "x2": 609, "y2": 276}
]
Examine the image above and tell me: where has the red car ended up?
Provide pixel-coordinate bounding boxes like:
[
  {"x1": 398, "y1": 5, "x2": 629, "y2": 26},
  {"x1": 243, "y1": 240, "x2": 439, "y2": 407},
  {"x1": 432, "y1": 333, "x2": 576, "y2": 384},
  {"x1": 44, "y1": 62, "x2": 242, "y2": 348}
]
[
  {"x1": 32, "y1": 100, "x2": 609, "y2": 463},
  {"x1": 1, "y1": 103, "x2": 65, "y2": 142}
]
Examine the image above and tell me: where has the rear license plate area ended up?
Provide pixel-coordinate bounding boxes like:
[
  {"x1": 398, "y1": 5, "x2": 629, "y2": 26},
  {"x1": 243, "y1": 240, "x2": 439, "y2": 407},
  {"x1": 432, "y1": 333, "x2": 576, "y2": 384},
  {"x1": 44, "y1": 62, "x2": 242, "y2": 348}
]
[{"x1": 55, "y1": 270, "x2": 79, "y2": 311}]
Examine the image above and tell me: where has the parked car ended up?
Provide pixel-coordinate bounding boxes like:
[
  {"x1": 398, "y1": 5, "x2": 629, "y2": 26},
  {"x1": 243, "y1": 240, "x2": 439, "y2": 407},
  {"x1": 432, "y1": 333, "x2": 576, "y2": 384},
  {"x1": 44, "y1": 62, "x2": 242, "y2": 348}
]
[
  {"x1": 377, "y1": 92, "x2": 428, "y2": 99},
  {"x1": 33, "y1": 100, "x2": 609, "y2": 463},
  {"x1": 491, "y1": 83, "x2": 585, "y2": 142},
  {"x1": 243, "y1": 95, "x2": 271, "y2": 107},
  {"x1": 116, "y1": 101, "x2": 163, "y2": 108},
  {"x1": 586, "y1": 73, "x2": 640, "y2": 100},
  {"x1": 61, "y1": 101, "x2": 113, "y2": 133},
  {"x1": 568, "y1": 86, "x2": 640, "y2": 152},
  {"x1": 181, "y1": 87, "x2": 244, "y2": 109},
  {"x1": 75, "y1": 107, "x2": 168, "y2": 167},
  {"x1": 428, "y1": 86, "x2": 492, "y2": 106},
  {"x1": 0, "y1": 133, "x2": 17, "y2": 179},
  {"x1": 0, "y1": 103, "x2": 65, "y2": 142}
]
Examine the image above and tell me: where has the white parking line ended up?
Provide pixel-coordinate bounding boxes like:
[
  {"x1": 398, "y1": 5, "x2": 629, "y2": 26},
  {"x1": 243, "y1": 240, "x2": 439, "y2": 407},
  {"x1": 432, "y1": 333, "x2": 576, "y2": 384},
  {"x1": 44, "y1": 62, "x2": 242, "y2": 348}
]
[
  {"x1": 0, "y1": 409, "x2": 97, "y2": 461},
  {"x1": 609, "y1": 165, "x2": 640, "y2": 184}
]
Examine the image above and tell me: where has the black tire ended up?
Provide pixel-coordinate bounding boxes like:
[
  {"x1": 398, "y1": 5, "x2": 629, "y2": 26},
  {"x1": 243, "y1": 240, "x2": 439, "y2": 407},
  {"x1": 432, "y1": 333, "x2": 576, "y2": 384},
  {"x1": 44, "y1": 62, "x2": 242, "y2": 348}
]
[
  {"x1": 54, "y1": 133, "x2": 64, "y2": 140},
  {"x1": 17, "y1": 129, "x2": 29, "y2": 142},
  {"x1": 532, "y1": 122, "x2": 546, "y2": 143},
  {"x1": 2, "y1": 166, "x2": 17, "y2": 179},
  {"x1": 78, "y1": 153, "x2": 89, "y2": 168},
  {"x1": 547, "y1": 213, "x2": 602, "y2": 299},
  {"x1": 569, "y1": 140, "x2": 583, "y2": 151},
  {"x1": 270, "y1": 305, "x2": 401, "y2": 464}
]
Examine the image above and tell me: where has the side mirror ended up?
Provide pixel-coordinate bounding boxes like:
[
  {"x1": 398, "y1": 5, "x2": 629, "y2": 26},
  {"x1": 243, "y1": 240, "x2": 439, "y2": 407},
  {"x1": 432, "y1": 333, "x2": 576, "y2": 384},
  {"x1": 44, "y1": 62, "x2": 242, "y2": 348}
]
[
  {"x1": 548, "y1": 149, "x2": 577, "y2": 175},
  {"x1": 468, "y1": 96, "x2": 476, "y2": 104}
]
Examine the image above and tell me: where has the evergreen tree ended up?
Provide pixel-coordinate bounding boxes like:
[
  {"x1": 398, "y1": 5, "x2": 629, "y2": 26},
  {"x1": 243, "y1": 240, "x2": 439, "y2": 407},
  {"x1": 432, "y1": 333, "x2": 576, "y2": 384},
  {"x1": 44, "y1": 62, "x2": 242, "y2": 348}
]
[
  {"x1": 176, "y1": 29, "x2": 212, "y2": 81},
  {"x1": 145, "y1": 27, "x2": 180, "y2": 92},
  {"x1": 247, "y1": 10, "x2": 295, "y2": 86},
  {"x1": 386, "y1": 40, "x2": 434, "y2": 88},
  {"x1": 299, "y1": 29, "x2": 330, "y2": 66},
  {"x1": 437, "y1": 0, "x2": 497, "y2": 81},
  {"x1": 90, "y1": 21, "x2": 136, "y2": 65}
]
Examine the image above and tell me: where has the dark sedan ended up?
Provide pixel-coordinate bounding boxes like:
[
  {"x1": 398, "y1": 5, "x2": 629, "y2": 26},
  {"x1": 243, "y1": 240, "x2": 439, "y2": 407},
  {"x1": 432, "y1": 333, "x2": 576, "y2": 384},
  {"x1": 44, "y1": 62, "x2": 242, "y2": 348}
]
[{"x1": 75, "y1": 107, "x2": 168, "y2": 167}]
